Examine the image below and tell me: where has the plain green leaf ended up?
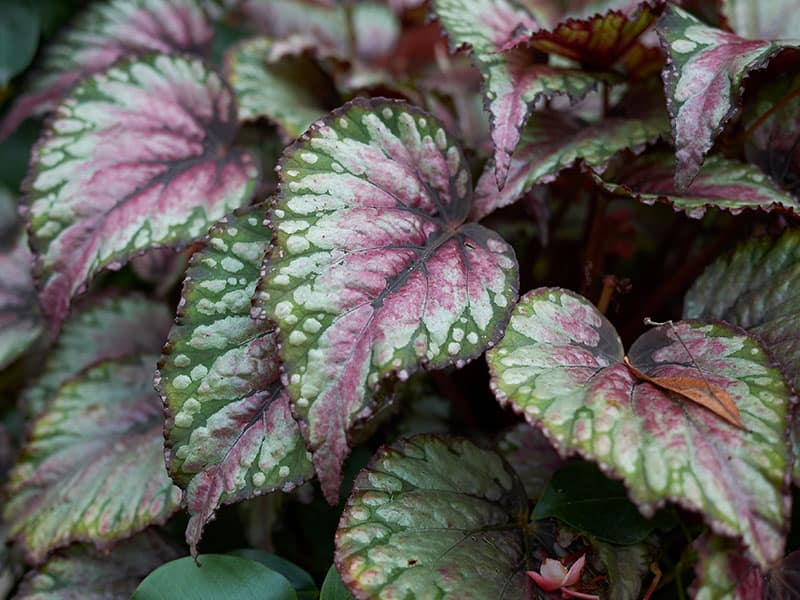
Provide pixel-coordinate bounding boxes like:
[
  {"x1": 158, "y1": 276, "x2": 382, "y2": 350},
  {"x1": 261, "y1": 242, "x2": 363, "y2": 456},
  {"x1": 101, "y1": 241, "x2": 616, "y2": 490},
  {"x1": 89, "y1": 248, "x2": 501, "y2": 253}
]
[
  {"x1": 320, "y1": 566, "x2": 354, "y2": 600},
  {"x1": 131, "y1": 555, "x2": 297, "y2": 600},
  {"x1": 0, "y1": 4, "x2": 39, "y2": 85},
  {"x1": 229, "y1": 550, "x2": 317, "y2": 600}
]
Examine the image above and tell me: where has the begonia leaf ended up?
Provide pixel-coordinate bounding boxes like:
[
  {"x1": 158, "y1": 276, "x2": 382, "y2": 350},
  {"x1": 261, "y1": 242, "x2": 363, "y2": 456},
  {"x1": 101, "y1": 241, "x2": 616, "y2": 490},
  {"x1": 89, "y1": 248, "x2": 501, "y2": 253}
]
[
  {"x1": 5, "y1": 356, "x2": 182, "y2": 563},
  {"x1": 14, "y1": 532, "x2": 182, "y2": 600},
  {"x1": 526, "y1": 2, "x2": 663, "y2": 69},
  {"x1": 229, "y1": 549, "x2": 317, "y2": 600},
  {"x1": 497, "y1": 423, "x2": 562, "y2": 500},
  {"x1": 224, "y1": 36, "x2": 335, "y2": 139},
  {"x1": 487, "y1": 287, "x2": 792, "y2": 568},
  {"x1": 26, "y1": 53, "x2": 258, "y2": 332},
  {"x1": 689, "y1": 534, "x2": 764, "y2": 600},
  {"x1": 743, "y1": 72, "x2": 800, "y2": 196},
  {"x1": 257, "y1": 98, "x2": 519, "y2": 503},
  {"x1": 158, "y1": 208, "x2": 312, "y2": 555},
  {"x1": 0, "y1": 0, "x2": 213, "y2": 139},
  {"x1": 335, "y1": 435, "x2": 531, "y2": 600},
  {"x1": 433, "y1": 0, "x2": 612, "y2": 187},
  {"x1": 684, "y1": 230, "x2": 800, "y2": 484},
  {"x1": 592, "y1": 152, "x2": 800, "y2": 218},
  {"x1": 718, "y1": 0, "x2": 800, "y2": 42},
  {"x1": 22, "y1": 295, "x2": 172, "y2": 417},
  {"x1": 472, "y1": 104, "x2": 668, "y2": 219},
  {"x1": 592, "y1": 538, "x2": 655, "y2": 600},
  {"x1": 657, "y1": 4, "x2": 800, "y2": 190}
]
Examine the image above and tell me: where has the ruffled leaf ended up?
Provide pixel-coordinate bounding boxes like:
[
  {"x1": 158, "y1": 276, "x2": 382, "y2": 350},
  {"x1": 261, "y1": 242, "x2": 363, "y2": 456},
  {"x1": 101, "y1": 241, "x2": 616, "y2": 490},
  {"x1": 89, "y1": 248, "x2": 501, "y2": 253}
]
[
  {"x1": 684, "y1": 230, "x2": 800, "y2": 483},
  {"x1": 26, "y1": 53, "x2": 258, "y2": 332},
  {"x1": 657, "y1": 4, "x2": 800, "y2": 190},
  {"x1": 14, "y1": 532, "x2": 182, "y2": 600},
  {"x1": 719, "y1": 0, "x2": 800, "y2": 41},
  {"x1": 0, "y1": 0, "x2": 213, "y2": 139},
  {"x1": 497, "y1": 423, "x2": 562, "y2": 500},
  {"x1": 526, "y1": 2, "x2": 663, "y2": 69},
  {"x1": 433, "y1": 0, "x2": 611, "y2": 186},
  {"x1": 258, "y1": 98, "x2": 519, "y2": 502},
  {"x1": 224, "y1": 36, "x2": 335, "y2": 139},
  {"x1": 487, "y1": 288, "x2": 792, "y2": 568},
  {"x1": 335, "y1": 435, "x2": 531, "y2": 600},
  {"x1": 592, "y1": 152, "x2": 800, "y2": 218},
  {"x1": 5, "y1": 356, "x2": 182, "y2": 563},
  {"x1": 473, "y1": 104, "x2": 668, "y2": 219},
  {"x1": 157, "y1": 208, "x2": 312, "y2": 555},
  {"x1": 22, "y1": 295, "x2": 172, "y2": 417}
]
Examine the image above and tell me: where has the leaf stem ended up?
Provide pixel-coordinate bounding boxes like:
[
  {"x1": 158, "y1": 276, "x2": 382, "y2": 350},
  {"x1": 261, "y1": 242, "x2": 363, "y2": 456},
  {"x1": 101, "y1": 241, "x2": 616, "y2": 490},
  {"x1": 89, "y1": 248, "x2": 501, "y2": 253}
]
[
  {"x1": 344, "y1": 0, "x2": 358, "y2": 61},
  {"x1": 596, "y1": 275, "x2": 616, "y2": 314},
  {"x1": 581, "y1": 194, "x2": 609, "y2": 297},
  {"x1": 740, "y1": 85, "x2": 800, "y2": 144}
]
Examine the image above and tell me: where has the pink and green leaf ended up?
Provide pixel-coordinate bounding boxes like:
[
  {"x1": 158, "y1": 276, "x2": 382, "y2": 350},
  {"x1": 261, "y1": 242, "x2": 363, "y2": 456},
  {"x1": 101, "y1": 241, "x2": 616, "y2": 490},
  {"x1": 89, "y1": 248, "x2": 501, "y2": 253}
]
[
  {"x1": 257, "y1": 98, "x2": 519, "y2": 503},
  {"x1": 21, "y1": 295, "x2": 172, "y2": 417},
  {"x1": 26, "y1": 53, "x2": 258, "y2": 332},
  {"x1": 718, "y1": 0, "x2": 800, "y2": 42},
  {"x1": 157, "y1": 208, "x2": 312, "y2": 555},
  {"x1": 14, "y1": 531, "x2": 182, "y2": 600},
  {"x1": 657, "y1": 4, "x2": 800, "y2": 190},
  {"x1": 5, "y1": 356, "x2": 182, "y2": 563},
  {"x1": 433, "y1": 0, "x2": 612, "y2": 187},
  {"x1": 0, "y1": 0, "x2": 213, "y2": 140},
  {"x1": 335, "y1": 435, "x2": 531, "y2": 600},
  {"x1": 592, "y1": 152, "x2": 800, "y2": 218},
  {"x1": 684, "y1": 230, "x2": 800, "y2": 484},
  {"x1": 472, "y1": 103, "x2": 668, "y2": 219},
  {"x1": 223, "y1": 36, "x2": 334, "y2": 139},
  {"x1": 689, "y1": 534, "x2": 764, "y2": 600},
  {"x1": 487, "y1": 288, "x2": 792, "y2": 568}
]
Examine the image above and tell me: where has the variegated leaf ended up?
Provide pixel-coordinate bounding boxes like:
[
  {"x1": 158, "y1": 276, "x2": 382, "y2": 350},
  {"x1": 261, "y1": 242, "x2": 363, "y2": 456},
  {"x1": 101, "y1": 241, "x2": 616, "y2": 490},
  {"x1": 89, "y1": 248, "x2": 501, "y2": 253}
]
[
  {"x1": 257, "y1": 98, "x2": 519, "y2": 502},
  {"x1": 657, "y1": 4, "x2": 800, "y2": 190},
  {"x1": 684, "y1": 230, "x2": 800, "y2": 485},
  {"x1": 22, "y1": 295, "x2": 172, "y2": 417},
  {"x1": 224, "y1": 36, "x2": 334, "y2": 139},
  {"x1": 5, "y1": 356, "x2": 182, "y2": 563},
  {"x1": 335, "y1": 435, "x2": 531, "y2": 600},
  {"x1": 689, "y1": 534, "x2": 764, "y2": 600},
  {"x1": 473, "y1": 104, "x2": 668, "y2": 219},
  {"x1": 26, "y1": 53, "x2": 258, "y2": 331},
  {"x1": 487, "y1": 288, "x2": 792, "y2": 568},
  {"x1": 743, "y1": 72, "x2": 800, "y2": 196},
  {"x1": 526, "y1": 1, "x2": 663, "y2": 69},
  {"x1": 14, "y1": 532, "x2": 182, "y2": 600},
  {"x1": 593, "y1": 152, "x2": 800, "y2": 218},
  {"x1": 0, "y1": 0, "x2": 213, "y2": 139},
  {"x1": 719, "y1": 0, "x2": 800, "y2": 42},
  {"x1": 433, "y1": 0, "x2": 611, "y2": 187},
  {"x1": 497, "y1": 423, "x2": 563, "y2": 500},
  {"x1": 525, "y1": 0, "x2": 643, "y2": 29},
  {"x1": 157, "y1": 208, "x2": 312, "y2": 555}
]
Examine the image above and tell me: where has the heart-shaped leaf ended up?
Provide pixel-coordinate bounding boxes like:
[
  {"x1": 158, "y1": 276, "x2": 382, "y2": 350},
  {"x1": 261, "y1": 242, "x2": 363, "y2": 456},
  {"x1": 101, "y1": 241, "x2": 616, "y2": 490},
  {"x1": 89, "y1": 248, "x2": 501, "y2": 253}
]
[
  {"x1": 497, "y1": 423, "x2": 563, "y2": 500},
  {"x1": 5, "y1": 356, "x2": 182, "y2": 563},
  {"x1": 224, "y1": 36, "x2": 335, "y2": 139},
  {"x1": 657, "y1": 4, "x2": 800, "y2": 190},
  {"x1": 433, "y1": 0, "x2": 612, "y2": 187},
  {"x1": 684, "y1": 230, "x2": 800, "y2": 484},
  {"x1": 335, "y1": 435, "x2": 531, "y2": 600},
  {"x1": 257, "y1": 98, "x2": 519, "y2": 502},
  {"x1": 743, "y1": 72, "x2": 800, "y2": 196},
  {"x1": 719, "y1": 0, "x2": 800, "y2": 41},
  {"x1": 157, "y1": 208, "x2": 312, "y2": 554},
  {"x1": 472, "y1": 104, "x2": 668, "y2": 219},
  {"x1": 0, "y1": 0, "x2": 213, "y2": 139},
  {"x1": 26, "y1": 53, "x2": 258, "y2": 332},
  {"x1": 14, "y1": 532, "x2": 182, "y2": 600},
  {"x1": 525, "y1": 1, "x2": 662, "y2": 69},
  {"x1": 487, "y1": 287, "x2": 792, "y2": 568},
  {"x1": 22, "y1": 295, "x2": 172, "y2": 417},
  {"x1": 592, "y1": 152, "x2": 800, "y2": 218}
]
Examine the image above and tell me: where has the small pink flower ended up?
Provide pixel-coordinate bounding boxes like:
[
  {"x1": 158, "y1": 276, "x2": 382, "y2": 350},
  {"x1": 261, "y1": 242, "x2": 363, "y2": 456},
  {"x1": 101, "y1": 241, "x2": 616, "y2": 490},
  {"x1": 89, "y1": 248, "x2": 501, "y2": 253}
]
[{"x1": 527, "y1": 555, "x2": 599, "y2": 600}]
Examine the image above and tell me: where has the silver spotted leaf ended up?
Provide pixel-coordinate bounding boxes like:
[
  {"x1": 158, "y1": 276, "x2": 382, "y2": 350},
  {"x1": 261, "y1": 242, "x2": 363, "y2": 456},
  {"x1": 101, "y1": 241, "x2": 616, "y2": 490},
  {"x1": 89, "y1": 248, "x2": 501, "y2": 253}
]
[
  {"x1": 5, "y1": 356, "x2": 182, "y2": 563},
  {"x1": 22, "y1": 295, "x2": 172, "y2": 417},
  {"x1": 657, "y1": 4, "x2": 800, "y2": 190},
  {"x1": 257, "y1": 98, "x2": 519, "y2": 503},
  {"x1": 223, "y1": 36, "x2": 335, "y2": 139},
  {"x1": 684, "y1": 230, "x2": 800, "y2": 485},
  {"x1": 335, "y1": 435, "x2": 531, "y2": 600},
  {"x1": 26, "y1": 52, "x2": 258, "y2": 332},
  {"x1": 158, "y1": 207, "x2": 312, "y2": 555},
  {"x1": 0, "y1": 0, "x2": 213, "y2": 139},
  {"x1": 13, "y1": 531, "x2": 182, "y2": 600},
  {"x1": 487, "y1": 287, "x2": 792, "y2": 568},
  {"x1": 593, "y1": 152, "x2": 800, "y2": 218}
]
